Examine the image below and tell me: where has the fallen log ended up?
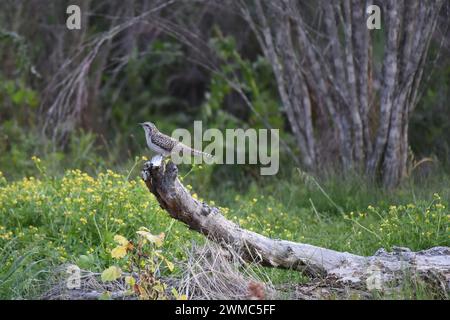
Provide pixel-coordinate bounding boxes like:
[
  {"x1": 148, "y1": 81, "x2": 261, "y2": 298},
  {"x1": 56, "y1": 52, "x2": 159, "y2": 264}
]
[{"x1": 141, "y1": 160, "x2": 450, "y2": 293}]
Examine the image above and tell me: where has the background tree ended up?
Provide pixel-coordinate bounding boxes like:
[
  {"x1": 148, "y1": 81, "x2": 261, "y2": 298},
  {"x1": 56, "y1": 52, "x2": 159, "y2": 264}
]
[
  {"x1": 0, "y1": 0, "x2": 448, "y2": 186},
  {"x1": 239, "y1": 0, "x2": 445, "y2": 187}
]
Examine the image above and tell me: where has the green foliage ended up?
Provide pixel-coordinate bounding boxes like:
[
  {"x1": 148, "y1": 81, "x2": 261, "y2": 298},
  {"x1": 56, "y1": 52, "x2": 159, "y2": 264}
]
[
  {"x1": 217, "y1": 188, "x2": 448, "y2": 257},
  {"x1": 101, "y1": 266, "x2": 122, "y2": 282},
  {"x1": 204, "y1": 28, "x2": 283, "y2": 130},
  {"x1": 0, "y1": 159, "x2": 448, "y2": 299},
  {"x1": 104, "y1": 231, "x2": 182, "y2": 300},
  {"x1": 0, "y1": 162, "x2": 201, "y2": 298},
  {"x1": 187, "y1": 30, "x2": 293, "y2": 191},
  {"x1": 0, "y1": 12, "x2": 448, "y2": 300},
  {"x1": 345, "y1": 197, "x2": 448, "y2": 253},
  {"x1": 107, "y1": 40, "x2": 185, "y2": 133},
  {"x1": 0, "y1": 79, "x2": 39, "y2": 108},
  {"x1": 410, "y1": 62, "x2": 450, "y2": 168},
  {"x1": 0, "y1": 30, "x2": 33, "y2": 73},
  {"x1": 0, "y1": 29, "x2": 39, "y2": 124},
  {"x1": 0, "y1": 121, "x2": 106, "y2": 179}
]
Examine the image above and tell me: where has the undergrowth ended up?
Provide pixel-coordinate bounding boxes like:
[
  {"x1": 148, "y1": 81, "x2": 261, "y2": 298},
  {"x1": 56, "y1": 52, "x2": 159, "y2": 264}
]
[{"x1": 0, "y1": 157, "x2": 448, "y2": 299}]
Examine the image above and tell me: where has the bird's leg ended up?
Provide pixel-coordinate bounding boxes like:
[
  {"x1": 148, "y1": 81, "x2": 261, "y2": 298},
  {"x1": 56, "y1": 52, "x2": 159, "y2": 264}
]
[{"x1": 162, "y1": 155, "x2": 171, "y2": 165}]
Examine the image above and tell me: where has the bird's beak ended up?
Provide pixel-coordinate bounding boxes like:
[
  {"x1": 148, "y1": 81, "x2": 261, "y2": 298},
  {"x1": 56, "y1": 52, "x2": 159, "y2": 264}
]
[{"x1": 138, "y1": 123, "x2": 144, "y2": 126}]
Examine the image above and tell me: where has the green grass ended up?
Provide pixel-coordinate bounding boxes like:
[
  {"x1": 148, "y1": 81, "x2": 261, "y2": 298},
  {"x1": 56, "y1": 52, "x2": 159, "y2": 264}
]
[{"x1": 0, "y1": 159, "x2": 448, "y2": 299}]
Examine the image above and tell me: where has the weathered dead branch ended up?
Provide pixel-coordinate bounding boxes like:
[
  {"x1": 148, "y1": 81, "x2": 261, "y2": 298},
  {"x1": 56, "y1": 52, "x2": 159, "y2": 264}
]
[
  {"x1": 42, "y1": 265, "x2": 132, "y2": 300},
  {"x1": 141, "y1": 160, "x2": 450, "y2": 294}
]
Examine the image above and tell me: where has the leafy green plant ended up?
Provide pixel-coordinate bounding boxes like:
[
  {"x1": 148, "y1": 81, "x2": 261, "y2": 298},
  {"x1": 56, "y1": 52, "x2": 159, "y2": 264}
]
[
  {"x1": 100, "y1": 229, "x2": 182, "y2": 300},
  {"x1": 204, "y1": 28, "x2": 283, "y2": 130},
  {"x1": 0, "y1": 157, "x2": 448, "y2": 299},
  {"x1": 0, "y1": 121, "x2": 106, "y2": 179}
]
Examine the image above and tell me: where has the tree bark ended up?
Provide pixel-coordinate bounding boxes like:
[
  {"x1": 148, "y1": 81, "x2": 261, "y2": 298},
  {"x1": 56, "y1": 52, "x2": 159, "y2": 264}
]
[
  {"x1": 141, "y1": 160, "x2": 450, "y2": 293},
  {"x1": 239, "y1": 0, "x2": 444, "y2": 187}
]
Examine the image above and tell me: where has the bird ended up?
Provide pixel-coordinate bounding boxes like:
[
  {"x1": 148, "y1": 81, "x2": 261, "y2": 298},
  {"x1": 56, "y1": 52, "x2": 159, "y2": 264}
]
[{"x1": 139, "y1": 122, "x2": 212, "y2": 159}]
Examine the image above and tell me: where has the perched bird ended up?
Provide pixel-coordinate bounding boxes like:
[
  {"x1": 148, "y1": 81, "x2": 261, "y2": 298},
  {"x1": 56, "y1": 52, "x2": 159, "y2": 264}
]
[{"x1": 139, "y1": 122, "x2": 212, "y2": 159}]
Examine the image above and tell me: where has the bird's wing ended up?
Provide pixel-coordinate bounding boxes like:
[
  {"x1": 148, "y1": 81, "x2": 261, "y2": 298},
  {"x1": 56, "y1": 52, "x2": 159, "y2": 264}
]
[{"x1": 152, "y1": 132, "x2": 178, "y2": 150}]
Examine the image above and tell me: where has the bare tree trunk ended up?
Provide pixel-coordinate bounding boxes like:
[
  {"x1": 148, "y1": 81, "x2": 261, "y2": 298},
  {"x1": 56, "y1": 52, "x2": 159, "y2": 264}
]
[
  {"x1": 141, "y1": 160, "x2": 450, "y2": 293},
  {"x1": 239, "y1": 0, "x2": 444, "y2": 187}
]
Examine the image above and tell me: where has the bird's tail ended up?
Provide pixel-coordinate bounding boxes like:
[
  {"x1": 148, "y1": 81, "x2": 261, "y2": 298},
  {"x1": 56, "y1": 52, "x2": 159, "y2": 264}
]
[{"x1": 180, "y1": 145, "x2": 213, "y2": 159}]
